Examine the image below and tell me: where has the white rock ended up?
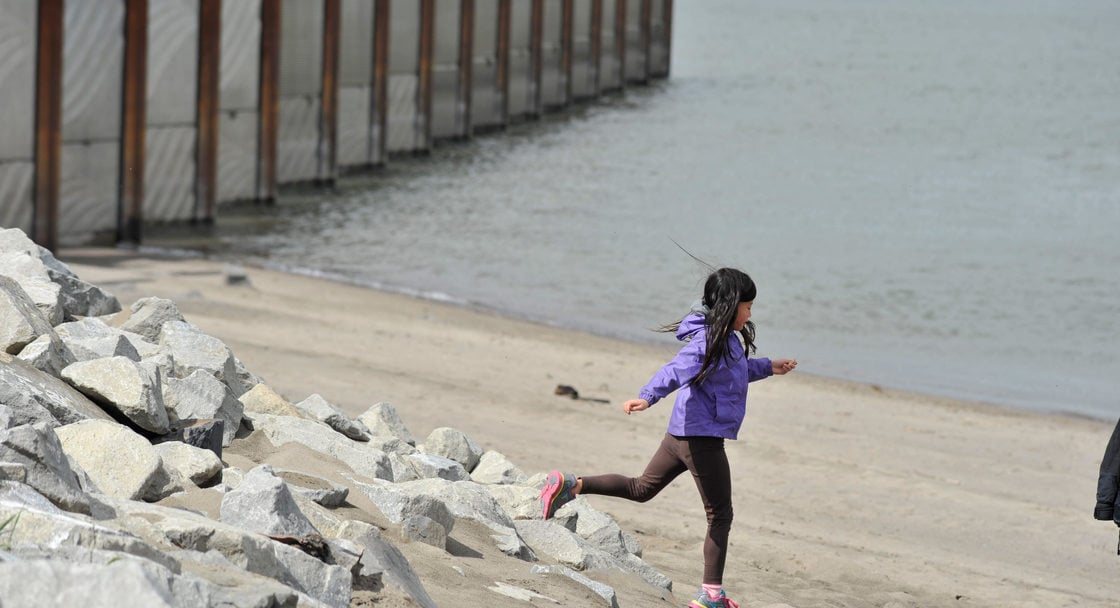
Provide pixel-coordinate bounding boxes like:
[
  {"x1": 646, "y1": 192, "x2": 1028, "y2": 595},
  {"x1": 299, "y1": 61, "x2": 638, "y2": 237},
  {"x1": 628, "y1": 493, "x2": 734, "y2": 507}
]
[
  {"x1": 356, "y1": 402, "x2": 416, "y2": 446},
  {"x1": 54, "y1": 419, "x2": 164, "y2": 501},
  {"x1": 294, "y1": 393, "x2": 370, "y2": 442},
  {"x1": 422, "y1": 427, "x2": 483, "y2": 472},
  {"x1": 61, "y1": 356, "x2": 170, "y2": 434}
]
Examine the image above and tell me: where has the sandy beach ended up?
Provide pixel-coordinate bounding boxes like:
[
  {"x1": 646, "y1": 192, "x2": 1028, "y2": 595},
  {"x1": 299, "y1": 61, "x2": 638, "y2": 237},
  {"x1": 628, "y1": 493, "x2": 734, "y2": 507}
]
[{"x1": 60, "y1": 248, "x2": 1119, "y2": 608}]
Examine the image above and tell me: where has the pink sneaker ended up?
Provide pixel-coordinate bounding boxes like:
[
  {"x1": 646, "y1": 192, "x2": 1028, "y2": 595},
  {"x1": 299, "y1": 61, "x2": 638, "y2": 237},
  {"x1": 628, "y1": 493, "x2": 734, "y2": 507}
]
[
  {"x1": 688, "y1": 588, "x2": 740, "y2": 608},
  {"x1": 538, "y1": 471, "x2": 577, "y2": 519}
]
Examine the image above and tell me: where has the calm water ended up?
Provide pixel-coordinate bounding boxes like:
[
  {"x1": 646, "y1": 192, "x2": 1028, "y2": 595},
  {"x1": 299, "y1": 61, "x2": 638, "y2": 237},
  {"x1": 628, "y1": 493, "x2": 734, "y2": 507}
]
[{"x1": 162, "y1": 1, "x2": 1120, "y2": 419}]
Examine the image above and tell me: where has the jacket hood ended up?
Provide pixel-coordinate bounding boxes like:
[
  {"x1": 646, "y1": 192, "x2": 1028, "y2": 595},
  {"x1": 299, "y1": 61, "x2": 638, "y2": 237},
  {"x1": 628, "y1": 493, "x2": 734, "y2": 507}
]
[{"x1": 677, "y1": 312, "x2": 707, "y2": 341}]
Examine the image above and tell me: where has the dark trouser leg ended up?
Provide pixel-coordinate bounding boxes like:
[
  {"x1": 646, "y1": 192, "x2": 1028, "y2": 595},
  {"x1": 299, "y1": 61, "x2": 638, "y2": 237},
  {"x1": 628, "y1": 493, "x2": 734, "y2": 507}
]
[
  {"x1": 579, "y1": 433, "x2": 688, "y2": 502},
  {"x1": 682, "y1": 436, "x2": 733, "y2": 585}
]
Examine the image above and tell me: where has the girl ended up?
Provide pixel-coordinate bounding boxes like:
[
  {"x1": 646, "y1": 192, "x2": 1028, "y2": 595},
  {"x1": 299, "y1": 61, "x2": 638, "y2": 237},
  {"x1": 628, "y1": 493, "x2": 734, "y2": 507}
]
[{"x1": 539, "y1": 267, "x2": 797, "y2": 608}]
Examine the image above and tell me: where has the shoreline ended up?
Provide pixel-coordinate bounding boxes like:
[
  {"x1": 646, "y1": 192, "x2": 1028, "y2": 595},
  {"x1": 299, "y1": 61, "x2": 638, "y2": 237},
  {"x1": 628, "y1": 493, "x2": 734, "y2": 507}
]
[
  {"x1": 59, "y1": 246, "x2": 1120, "y2": 608},
  {"x1": 134, "y1": 243, "x2": 1112, "y2": 425}
]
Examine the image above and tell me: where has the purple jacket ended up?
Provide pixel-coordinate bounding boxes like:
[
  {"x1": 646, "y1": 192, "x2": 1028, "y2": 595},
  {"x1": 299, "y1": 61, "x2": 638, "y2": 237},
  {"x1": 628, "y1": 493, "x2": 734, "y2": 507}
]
[{"x1": 639, "y1": 313, "x2": 772, "y2": 440}]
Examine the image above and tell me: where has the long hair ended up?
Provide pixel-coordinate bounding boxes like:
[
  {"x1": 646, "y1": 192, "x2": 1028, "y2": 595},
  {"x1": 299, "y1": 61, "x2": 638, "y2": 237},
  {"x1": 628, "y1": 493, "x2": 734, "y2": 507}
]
[{"x1": 661, "y1": 267, "x2": 758, "y2": 386}]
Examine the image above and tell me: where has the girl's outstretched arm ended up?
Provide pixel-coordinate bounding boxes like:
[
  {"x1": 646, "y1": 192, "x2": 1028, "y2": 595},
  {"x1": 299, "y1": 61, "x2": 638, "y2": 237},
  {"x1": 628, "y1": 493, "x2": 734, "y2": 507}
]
[{"x1": 771, "y1": 359, "x2": 798, "y2": 375}]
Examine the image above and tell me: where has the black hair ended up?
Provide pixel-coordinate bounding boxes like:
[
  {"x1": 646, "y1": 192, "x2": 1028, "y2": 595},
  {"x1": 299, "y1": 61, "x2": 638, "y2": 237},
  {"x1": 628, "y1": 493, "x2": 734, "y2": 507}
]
[{"x1": 661, "y1": 267, "x2": 758, "y2": 386}]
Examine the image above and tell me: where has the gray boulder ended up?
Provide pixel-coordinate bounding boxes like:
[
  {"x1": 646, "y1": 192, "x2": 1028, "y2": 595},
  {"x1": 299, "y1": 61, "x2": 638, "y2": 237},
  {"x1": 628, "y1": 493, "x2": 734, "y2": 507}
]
[
  {"x1": 250, "y1": 413, "x2": 393, "y2": 481},
  {"x1": 159, "y1": 320, "x2": 244, "y2": 397},
  {"x1": 0, "y1": 560, "x2": 176, "y2": 607},
  {"x1": 61, "y1": 356, "x2": 170, "y2": 434},
  {"x1": 531, "y1": 564, "x2": 620, "y2": 608},
  {"x1": 515, "y1": 519, "x2": 619, "y2": 571},
  {"x1": 274, "y1": 468, "x2": 349, "y2": 508},
  {"x1": 346, "y1": 478, "x2": 456, "y2": 534},
  {"x1": 109, "y1": 499, "x2": 352, "y2": 608},
  {"x1": 220, "y1": 464, "x2": 319, "y2": 539},
  {"x1": 53, "y1": 419, "x2": 164, "y2": 501},
  {"x1": 162, "y1": 369, "x2": 243, "y2": 446},
  {"x1": 0, "y1": 275, "x2": 54, "y2": 355},
  {"x1": 0, "y1": 231, "x2": 64, "y2": 325},
  {"x1": 54, "y1": 317, "x2": 144, "y2": 362},
  {"x1": 36, "y1": 246, "x2": 121, "y2": 319},
  {"x1": 471, "y1": 450, "x2": 529, "y2": 485},
  {"x1": 422, "y1": 427, "x2": 483, "y2": 472},
  {"x1": 120, "y1": 296, "x2": 184, "y2": 343},
  {"x1": 407, "y1": 453, "x2": 470, "y2": 481},
  {"x1": 0, "y1": 423, "x2": 90, "y2": 514},
  {"x1": 294, "y1": 393, "x2": 370, "y2": 441},
  {"x1": 0, "y1": 352, "x2": 113, "y2": 428},
  {"x1": 356, "y1": 402, "x2": 416, "y2": 446},
  {"x1": 16, "y1": 332, "x2": 77, "y2": 377},
  {"x1": 400, "y1": 514, "x2": 448, "y2": 550},
  {"x1": 239, "y1": 382, "x2": 306, "y2": 418},
  {"x1": 516, "y1": 520, "x2": 671, "y2": 590},
  {"x1": 338, "y1": 520, "x2": 438, "y2": 608},
  {"x1": 483, "y1": 482, "x2": 541, "y2": 521},
  {"x1": 153, "y1": 441, "x2": 223, "y2": 487}
]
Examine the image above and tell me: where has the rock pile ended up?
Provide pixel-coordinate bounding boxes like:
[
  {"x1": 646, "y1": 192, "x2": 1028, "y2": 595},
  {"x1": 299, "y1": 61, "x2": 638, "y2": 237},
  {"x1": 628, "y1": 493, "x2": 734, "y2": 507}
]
[{"x1": 0, "y1": 228, "x2": 671, "y2": 607}]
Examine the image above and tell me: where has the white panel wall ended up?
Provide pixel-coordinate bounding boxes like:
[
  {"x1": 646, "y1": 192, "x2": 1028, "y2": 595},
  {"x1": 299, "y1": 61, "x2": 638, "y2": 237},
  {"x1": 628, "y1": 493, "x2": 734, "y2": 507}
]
[
  {"x1": 146, "y1": 0, "x2": 199, "y2": 222},
  {"x1": 0, "y1": 0, "x2": 36, "y2": 231},
  {"x1": 278, "y1": 0, "x2": 324, "y2": 182},
  {"x1": 60, "y1": 0, "x2": 123, "y2": 243},
  {"x1": 218, "y1": 0, "x2": 261, "y2": 202}
]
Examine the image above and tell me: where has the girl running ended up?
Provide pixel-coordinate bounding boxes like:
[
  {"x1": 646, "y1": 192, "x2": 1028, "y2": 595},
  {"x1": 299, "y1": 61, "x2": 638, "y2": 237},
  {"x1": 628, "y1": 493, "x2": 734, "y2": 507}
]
[{"x1": 539, "y1": 267, "x2": 797, "y2": 608}]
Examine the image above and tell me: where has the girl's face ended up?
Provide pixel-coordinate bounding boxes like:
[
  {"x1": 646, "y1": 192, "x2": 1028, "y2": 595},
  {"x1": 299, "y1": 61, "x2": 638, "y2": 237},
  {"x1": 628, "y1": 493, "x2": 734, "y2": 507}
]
[{"x1": 734, "y1": 300, "x2": 753, "y2": 330}]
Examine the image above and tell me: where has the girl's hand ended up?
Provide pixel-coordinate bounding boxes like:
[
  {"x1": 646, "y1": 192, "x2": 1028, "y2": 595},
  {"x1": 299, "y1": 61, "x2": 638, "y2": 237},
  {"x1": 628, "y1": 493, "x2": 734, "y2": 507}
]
[
  {"x1": 772, "y1": 359, "x2": 798, "y2": 375},
  {"x1": 623, "y1": 399, "x2": 650, "y2": 415}
]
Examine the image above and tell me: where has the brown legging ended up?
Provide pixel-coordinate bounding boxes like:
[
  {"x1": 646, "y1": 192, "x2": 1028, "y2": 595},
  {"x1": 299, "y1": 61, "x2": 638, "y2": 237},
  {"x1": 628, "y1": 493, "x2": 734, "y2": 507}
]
[{"x1": 579, "y1": 433, "x2": 732, "y2": 584}]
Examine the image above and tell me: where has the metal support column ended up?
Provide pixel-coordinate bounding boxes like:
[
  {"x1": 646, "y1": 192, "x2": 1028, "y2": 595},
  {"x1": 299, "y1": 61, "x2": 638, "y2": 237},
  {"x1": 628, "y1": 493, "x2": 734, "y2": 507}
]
[
  {"x1": 418, "y1": 0, "x2": 435, "y2": 151},
  {"x1": 590, "y1": 0, "x2": 601, "y2": 95},
  {"x1": 496, "y1": 0, "x2": 510, "y2": 124},
  {"x1": 33, "y1": 0, "x2": 63, "y2": 251},
  {"x1": 529, "y1": 0, "x2": 543, "y2": 116},
  {"x1": 320, "y1": 0, "x2": 340, "y2": 182},
  {"x1": 561, "y1": 0, "x2": 573, "y2": 104},
  {"x1": 458, "y1": 0, "x2": 474, "y2": 137},
  {"x1": 196, "y1": 0, "x2": 221, "y2": 223},
  {"x1": 119, "y1": 0, "x2": 148, "y2": 246},
  {"x1": 372, "y1": 0, "x2": 389, "y2": 164},
  {"x1": 257, "y1": 0, "x2": 279, "y2": 201}
]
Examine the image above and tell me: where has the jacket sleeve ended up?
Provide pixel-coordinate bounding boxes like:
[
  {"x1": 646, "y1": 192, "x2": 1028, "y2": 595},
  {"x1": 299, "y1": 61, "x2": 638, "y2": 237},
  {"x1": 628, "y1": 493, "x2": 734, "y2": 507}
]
[
  {"x1": 747, "y1": 357, "x2": 773, "y2": 382},
  {"x1": 1095, "y1": 418, "x2": 1120, "y2": 524},
  {"x1": 638, "y1": 338, "x2": 704, "y2": 406}
]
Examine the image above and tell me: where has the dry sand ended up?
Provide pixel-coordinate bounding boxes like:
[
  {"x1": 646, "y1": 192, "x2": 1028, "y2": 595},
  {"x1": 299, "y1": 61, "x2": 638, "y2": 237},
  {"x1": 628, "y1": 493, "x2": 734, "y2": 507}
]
[{"x1": 61, "y1": 248, "x2": 1119, "y2": 608}]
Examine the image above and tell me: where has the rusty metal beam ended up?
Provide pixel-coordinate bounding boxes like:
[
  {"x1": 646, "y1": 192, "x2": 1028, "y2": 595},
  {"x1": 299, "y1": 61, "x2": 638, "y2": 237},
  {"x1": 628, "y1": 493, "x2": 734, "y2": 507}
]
[
  {"x1": 119, "y1": 0, "x2": 148, "y2": 246},
  {"x1": 320, "y1": 0, "x2": 340, "y2": 182},
  {"x1": 33, "y1": 0, "x2": 63, "y2": 251},
  {"x1": 662, "y1": 0, "x2": 672, "y2": 78},
  {"x1": 530, "y1": 0, "x2": 543, "y2": 116},
  {"x1": 590, "y1": 0, "x2": 602, "y2": 96},
  {"x1": 196, "y1": 0, "x2": 220, "y2": 223},
  {"x1": 561, "y1": 0, "x2": 573, "y2": 104},
  {"x1": 640, "y1": 0, "x2": 651, "y2": 82},
  {"x1": 458, "y1": 0, "x2": 474, "y2": 138},
  {"x1": 257, "y1": 0, "x2": 279, "y2": 201},
  {"x1": 614, "y1": 0, "x2": 626, "y2": 85},
  {"x1": 372, "y1": 0, "x2": 389, "y2": 164},
  {"x1": 496, "y1": 0, "x2": 510, "y2": 124},
  {"x1": 418, "y1": 0, "x2": 435, "y2": 150}
]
